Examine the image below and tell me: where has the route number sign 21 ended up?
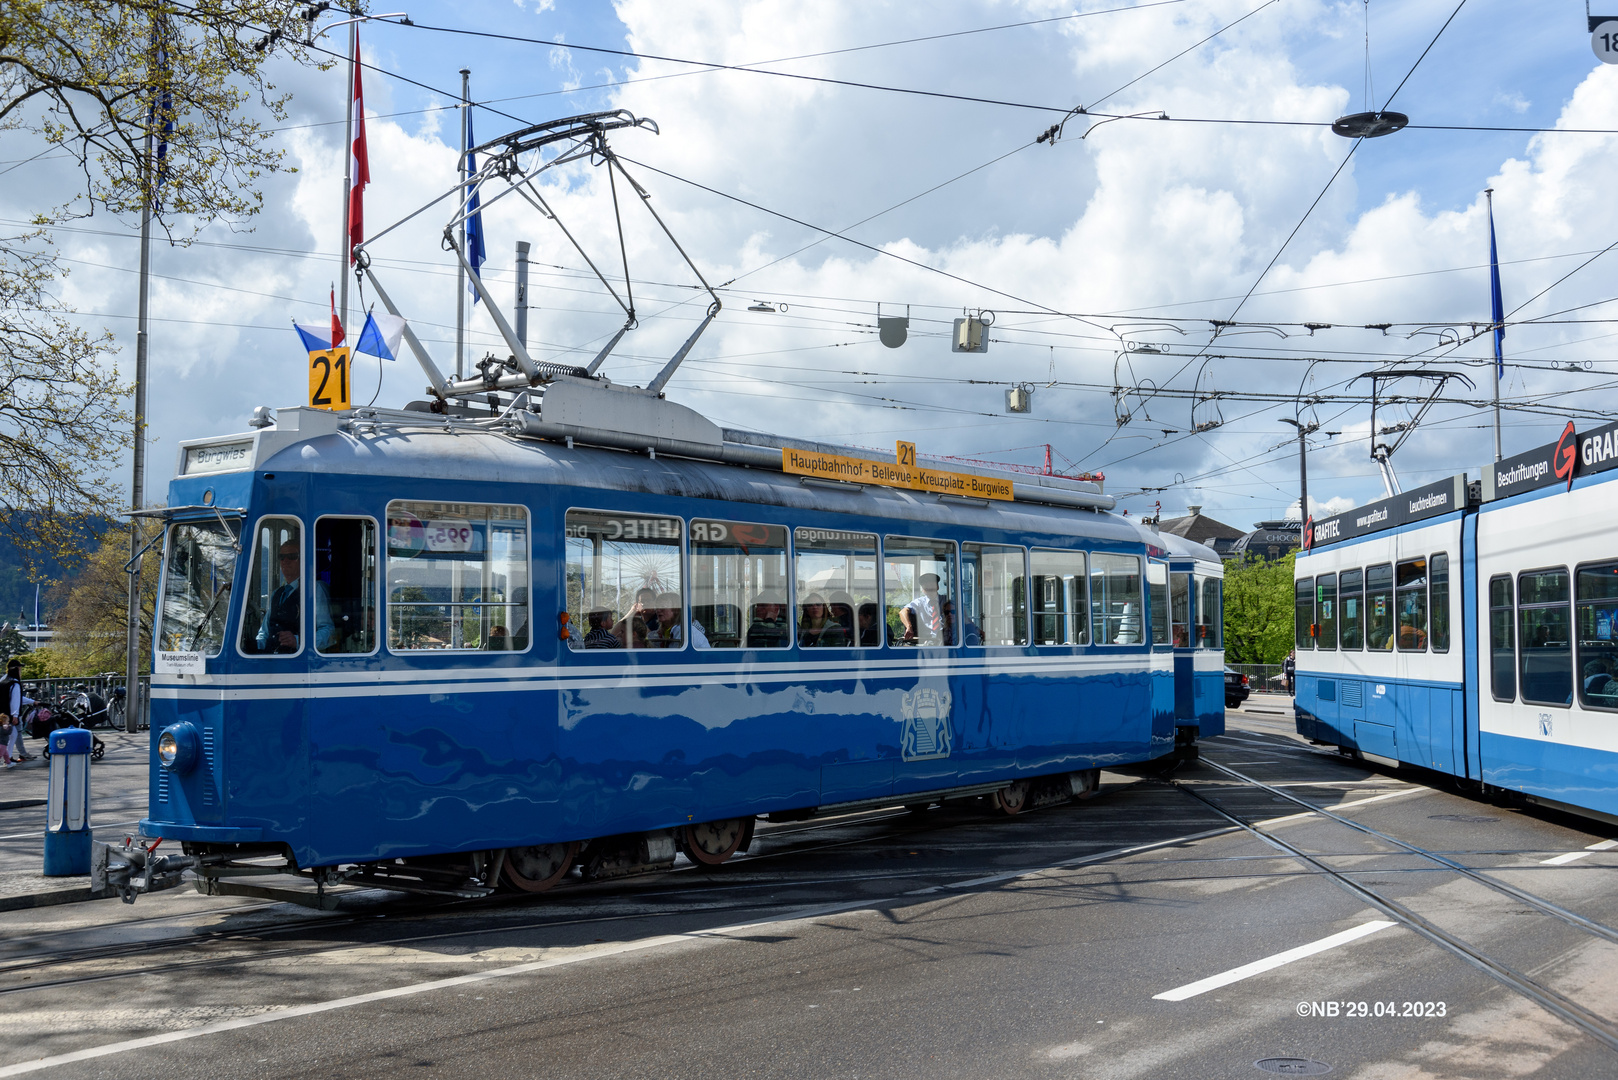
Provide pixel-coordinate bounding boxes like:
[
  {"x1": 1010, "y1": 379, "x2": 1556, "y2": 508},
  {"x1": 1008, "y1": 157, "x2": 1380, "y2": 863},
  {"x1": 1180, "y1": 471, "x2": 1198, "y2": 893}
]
[{"x1": 308, "y1": 347, "x2": 352, "y2": 411}]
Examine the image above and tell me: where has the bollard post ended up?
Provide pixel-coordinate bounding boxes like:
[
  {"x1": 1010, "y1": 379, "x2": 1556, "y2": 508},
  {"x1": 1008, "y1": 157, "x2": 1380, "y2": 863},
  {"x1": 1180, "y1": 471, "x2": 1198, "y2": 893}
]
[{"x1": 44, "y1": 728, "x2": 92, "y2": 876}]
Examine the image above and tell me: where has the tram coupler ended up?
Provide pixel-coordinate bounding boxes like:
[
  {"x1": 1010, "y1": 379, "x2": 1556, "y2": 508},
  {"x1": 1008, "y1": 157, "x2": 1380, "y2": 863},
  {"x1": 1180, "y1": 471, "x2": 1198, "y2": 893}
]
[{"x1": 91, "y1": 836, "x2": 198, "y2": 904}]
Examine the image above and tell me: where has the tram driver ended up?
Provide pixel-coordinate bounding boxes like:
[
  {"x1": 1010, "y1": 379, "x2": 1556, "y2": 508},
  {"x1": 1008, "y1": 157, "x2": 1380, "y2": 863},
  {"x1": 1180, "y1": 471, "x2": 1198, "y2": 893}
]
[{"x1": 256, "y1": 535, "x2": 336, "y2": 654}]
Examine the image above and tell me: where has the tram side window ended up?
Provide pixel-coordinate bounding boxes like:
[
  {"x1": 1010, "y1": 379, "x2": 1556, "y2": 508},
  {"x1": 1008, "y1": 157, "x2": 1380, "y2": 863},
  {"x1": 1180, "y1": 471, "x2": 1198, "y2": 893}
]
[
  {"x1": 158, "y1": 520, "x2": 239, "y2": 657},
  {"x1": 1430, "y1": 553, "x2": 1451, "y2": 653},
  {"x1": 1396, "y1": 558, "x2": 1428, "y2": 652},
  {"x1": 1148, "y1": 562, "x2": 1169, "y2": 646},
  {"x1": 1091, "y1": 553, "x2": 1143, "y2": 645},
  {"x1": 1339, "y1": 569, "x2": 1364, "y2": 650},
  {"x1": 1519, "y1": 568, "x2": 1571, "y2": 707},
  {"x1": 1197, "y1": 577, "x2": 1222, "y2": 649},
  {"x1": 793, "y1": 527, "x2": 872, "y2": 649},
  {"x1": 1032, "y1": 549, "x2": 1088, "y2": 646},
  {"x1": 1576, "y1": 563, "x2": 1618, "y2": 711},
  {"x1": 1294, "y1": 577, "x2": 1314, "y2": 651},
  {"x1": 1365, "y1": 564, "x2": 1394, "y2": 652},
  {"x1": 315, "y1": 517, "x2": 377, "y2": 654},
  {"x1": 693, "y1": 519, "x2": 791, "y2": 649},
  {"x1": 1489, "y1": 575, "x2": 1516, "y2": 701},
  {"x1": 1170, "y1": 572, "x2": 1191, "y2": 647},
  {"x1": 885, "y1": 537, "x2": 958, "y2": 646},
  {"x1": 238, "y1": 517, "x2": 312, "y2": 656},
  {"x1": 961, "y1": 543, "x2": 1027, "y2": 646},
  {"x1": 390, "y1": 502, "x2": 530, "y2": 651},
  {"x1": 563, "y1": 510, "x2": 681, "y2": 651},
  {"x1": 1314, "y1": 573, "x2": 1336, "y2": 651}
]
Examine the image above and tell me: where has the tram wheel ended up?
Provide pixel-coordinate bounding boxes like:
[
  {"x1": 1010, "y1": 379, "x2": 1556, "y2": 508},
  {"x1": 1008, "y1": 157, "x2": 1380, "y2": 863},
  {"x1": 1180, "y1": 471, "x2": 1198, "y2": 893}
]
[
  {"x1": 992, "y1": 780, "x2": 1030, "y2": 816},
  {"x1": 502, "y1": 841, "x2": 578, "y2": 893},
  {"x1": 680, "y1": 818, "x2": 749, "y2": 868}
]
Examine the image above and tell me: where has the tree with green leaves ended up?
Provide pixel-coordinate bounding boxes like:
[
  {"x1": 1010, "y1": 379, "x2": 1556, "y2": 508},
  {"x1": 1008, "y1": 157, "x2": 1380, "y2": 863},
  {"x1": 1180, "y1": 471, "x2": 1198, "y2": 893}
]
[
  {"x1": 1, "y1": 1, "x2": 344, "y2": 575},
  {"x1": 46, "y1": 517, "x2": 160, "y2": 673},
  {"x1": 1223, "y1": 552, "x2": 1296, "y2": 665}
]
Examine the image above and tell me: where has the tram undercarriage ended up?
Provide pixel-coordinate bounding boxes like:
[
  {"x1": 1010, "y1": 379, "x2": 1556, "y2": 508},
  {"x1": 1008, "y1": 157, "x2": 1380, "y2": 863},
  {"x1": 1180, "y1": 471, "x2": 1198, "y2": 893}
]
[{"x1": 95, "y1": 769, "x2": 1104, "y2": 909}]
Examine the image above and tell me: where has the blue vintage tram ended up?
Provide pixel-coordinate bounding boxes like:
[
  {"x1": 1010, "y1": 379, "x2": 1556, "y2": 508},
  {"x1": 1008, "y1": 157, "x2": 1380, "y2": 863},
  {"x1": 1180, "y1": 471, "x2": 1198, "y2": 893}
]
[{"x1": 117, "y1": 377, "x2": 1224, "y2": 900}]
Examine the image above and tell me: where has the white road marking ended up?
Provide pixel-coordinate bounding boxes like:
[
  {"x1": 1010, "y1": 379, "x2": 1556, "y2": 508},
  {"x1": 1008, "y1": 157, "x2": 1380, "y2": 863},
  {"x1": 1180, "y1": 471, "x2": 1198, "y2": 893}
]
[
  {"x1": 1225, "y1": 761, "x2": 1280, "y2": 766},
  {"x1": 1541, "y1": 838, "x2": 1618, "y2": 865},
  {"x1": 1256, "y1": 786, "x2": 1428, "y2": 827},
  {"x1": 1152, "y1": 920, "x2": 1398, "y2": 1002},
  {"x1": 0, "y1": 820, "x2": 141, "y2": 842}
]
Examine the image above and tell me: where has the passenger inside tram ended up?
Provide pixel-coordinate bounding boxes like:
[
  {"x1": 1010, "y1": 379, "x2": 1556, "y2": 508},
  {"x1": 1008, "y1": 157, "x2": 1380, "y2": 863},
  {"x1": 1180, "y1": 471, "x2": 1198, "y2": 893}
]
[
  {"x1": 583, "y1": 610, "x2": 619, "y2": 649},
  {"x1": 746, "y1": 595, "x2": 791, "y2": 648},
  {"x1": 856, "y1": 603, "x2": 881, "y2": 647},
  {"x1": 798, "y1": 593, "x2": 848, "y2": 647}
]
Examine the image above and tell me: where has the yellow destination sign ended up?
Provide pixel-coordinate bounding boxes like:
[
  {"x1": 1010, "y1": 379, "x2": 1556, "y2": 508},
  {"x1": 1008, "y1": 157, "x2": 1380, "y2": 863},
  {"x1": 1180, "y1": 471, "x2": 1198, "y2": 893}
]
[{"x1": 781, "y1": 443, "x2": 1013, "y2": 501}]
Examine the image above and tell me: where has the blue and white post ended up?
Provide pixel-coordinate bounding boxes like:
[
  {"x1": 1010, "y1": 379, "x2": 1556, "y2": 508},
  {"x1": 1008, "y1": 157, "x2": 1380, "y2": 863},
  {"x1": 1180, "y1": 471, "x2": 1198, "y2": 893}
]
[{"x1": 44, "y1": 728, "x2": 93, "y2": 876}]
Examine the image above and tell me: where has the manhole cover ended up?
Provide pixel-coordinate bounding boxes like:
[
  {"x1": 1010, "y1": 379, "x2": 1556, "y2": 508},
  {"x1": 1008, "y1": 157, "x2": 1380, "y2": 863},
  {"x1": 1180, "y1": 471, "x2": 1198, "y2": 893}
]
[
  {"x1": 1428, "y1": 814, "x2": 1497, "y2": 823},
  {"x1": 1256, "y1": 1059, "x2": 1331, "y2": 1076}
]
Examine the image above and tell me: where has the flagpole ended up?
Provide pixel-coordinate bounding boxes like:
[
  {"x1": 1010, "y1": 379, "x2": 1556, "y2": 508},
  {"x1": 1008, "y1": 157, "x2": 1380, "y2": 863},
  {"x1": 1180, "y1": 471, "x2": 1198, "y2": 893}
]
[
  {"x1": 338, "y1": 22, "x2": 356, "y2": 342},
  {"x1": 1486, "y1": 187, "x2": 1503, "y2": 462},
  {"x1": 456, "y1": 68, "x2": 470, "y2": 380},
  {"x1": 124, "y1": 22, "x2": 158, "y2": 736}
]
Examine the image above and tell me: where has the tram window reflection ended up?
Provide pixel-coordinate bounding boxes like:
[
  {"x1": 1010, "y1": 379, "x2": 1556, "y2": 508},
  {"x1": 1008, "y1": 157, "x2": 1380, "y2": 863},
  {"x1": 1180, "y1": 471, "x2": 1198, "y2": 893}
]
[
  {"x1": 794, "y1": 528, "x2": 875, "y2": 648},
  {"x1": 1170, "y1": 572, "x2": 1192, "y2": 647},
  {"x1": 388, "y1": 501, "x2": 530, "y2": 652},
  {"x1": 561, "y1": 510, "x2": 682, "y2": 651},
  {"x1": 1365, "y1": 564, "x2": 1394, "y2": 652},
  {"x1": 1430, "y1": 553, "x2": 1451, "y2": 653},
  {"x1": 1489, "y1": 574, "x2": 1516, "y2": 701},
  {"x1": 159, "y1": 519, "x2": 239, "y2": 657},
  {"x1": 1295, "y1": 577, "x2": 1315, "y2": 652},
  {"x1": 315, "y1": 517, "x2": 377, "y2": 655},
  {"x1": 1519, "y1": 567, "x2": 1571, "y2": 707},
  {"x1": 1032, "y1": 549, "x2": 1088, "y2": 646},
  {"x1": 1396, "y1": 558, "x2": 1428, "y2": 651},
  {"x1": 961, "y1": 543, "x2": 1026, "y2": 646},
  {"x1": 689, "y1": 519, "x2": 789, "y2": 650},
  {"x1": 885, "y1": 537, "x2": 958, "y2": 647},
  {"x1": 1339, "y1": 568, "x2": 1364, "y2": 650},
  {"x1": 1576, "y1": 562, "x2": 1618, "y2": 711},
  {"x1": 1199, "y1": 577, "x2": 1223, "y2": 649},
  {"x1": 1091, "y1": 553, "x2": 1143, "y2": 645},
  {"x1": 1148, "y1": 561, "x2": 1169, "y2": 646}
]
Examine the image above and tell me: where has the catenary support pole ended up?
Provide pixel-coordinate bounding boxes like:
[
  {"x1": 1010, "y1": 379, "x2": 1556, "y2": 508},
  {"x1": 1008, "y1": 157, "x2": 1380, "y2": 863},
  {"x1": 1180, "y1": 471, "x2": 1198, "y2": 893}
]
[
  {"x1": 125, "y1": 81, "x2": 155, "y2": 735},
  {"x1": 456, "y1": 68, "x2": 470, "y2": 379},
  {"x1": 515, "y1": 240, "x2": 530, "y2": 350}
]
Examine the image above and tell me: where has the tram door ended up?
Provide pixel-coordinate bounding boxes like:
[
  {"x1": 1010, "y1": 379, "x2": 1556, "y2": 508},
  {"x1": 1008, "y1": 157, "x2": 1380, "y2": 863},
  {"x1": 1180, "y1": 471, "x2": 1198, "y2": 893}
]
[{"x1": 1170, "y1": 565, "x2": 1195, "y2": 721}]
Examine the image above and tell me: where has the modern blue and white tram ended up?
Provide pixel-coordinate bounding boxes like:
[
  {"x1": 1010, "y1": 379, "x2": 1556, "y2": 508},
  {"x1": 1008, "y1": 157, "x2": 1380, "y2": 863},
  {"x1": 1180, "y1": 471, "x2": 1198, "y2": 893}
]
[
  {"x1": 1294, "y1": 420, "x2": 1618, "y2": 823},
  {"x1": 117, "y1": 382, "x2": 1225, "y2": 900}
]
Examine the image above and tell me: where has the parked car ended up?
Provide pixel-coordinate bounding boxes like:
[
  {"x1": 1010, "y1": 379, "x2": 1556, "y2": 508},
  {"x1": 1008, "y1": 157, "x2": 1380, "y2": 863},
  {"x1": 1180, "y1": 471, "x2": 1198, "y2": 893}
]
[{"x1": 1224, "y1": 668, "x2": 1251, "y2": 709}]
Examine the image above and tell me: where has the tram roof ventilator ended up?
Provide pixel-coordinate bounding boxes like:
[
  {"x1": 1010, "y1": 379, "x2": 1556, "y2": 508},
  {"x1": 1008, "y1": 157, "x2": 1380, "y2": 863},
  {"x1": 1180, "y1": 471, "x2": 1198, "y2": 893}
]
[{"x1": 187, "y1": 110, "x2": 1113, "y2": 514}]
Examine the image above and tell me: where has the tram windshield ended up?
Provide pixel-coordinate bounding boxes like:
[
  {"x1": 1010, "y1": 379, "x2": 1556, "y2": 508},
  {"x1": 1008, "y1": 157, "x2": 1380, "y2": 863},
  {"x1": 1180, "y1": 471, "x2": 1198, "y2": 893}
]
[{"x1": 157, "y1": 520, "x2": 239, "y2": 656}]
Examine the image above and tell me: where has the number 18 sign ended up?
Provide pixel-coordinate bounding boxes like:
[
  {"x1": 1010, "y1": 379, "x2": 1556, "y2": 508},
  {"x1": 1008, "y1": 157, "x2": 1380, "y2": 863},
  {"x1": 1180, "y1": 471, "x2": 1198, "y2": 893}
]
[
  {"x1": 308, "y1": 347, "x2": 352, "y2": 411},
  {"x1": 1595, "y1": 20, "x2": 1618, "y2": 64}
]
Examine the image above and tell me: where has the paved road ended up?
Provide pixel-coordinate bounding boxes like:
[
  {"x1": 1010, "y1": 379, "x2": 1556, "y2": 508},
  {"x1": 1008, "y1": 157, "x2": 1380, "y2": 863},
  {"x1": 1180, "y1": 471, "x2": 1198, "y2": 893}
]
[{"x1": 0, "y1": 716, "x2": 1614, "y2": 1079}]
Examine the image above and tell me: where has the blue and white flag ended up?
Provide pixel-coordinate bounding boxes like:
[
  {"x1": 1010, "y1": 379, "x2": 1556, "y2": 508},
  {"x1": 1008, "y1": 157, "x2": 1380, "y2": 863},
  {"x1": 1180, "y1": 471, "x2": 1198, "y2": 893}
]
[
  {"x1": 465, "y1": 110, "x2": 486, "y2": 303},
  {"x1": 353, "y1": 310, "x2": 407, "y2": 361},
  {"x1": 1488, "y1": 197, "x2": 1505, "y2": 380},
  {"x1": 291, "y1": 319, "x2": 330, "y2": 353}
]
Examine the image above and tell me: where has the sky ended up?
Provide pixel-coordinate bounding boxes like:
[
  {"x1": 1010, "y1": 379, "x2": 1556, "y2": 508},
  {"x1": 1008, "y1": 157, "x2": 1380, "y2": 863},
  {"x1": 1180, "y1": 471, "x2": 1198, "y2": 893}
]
[{"x1": 7, "y1": 0, "x2": 1618, "y2": 530}]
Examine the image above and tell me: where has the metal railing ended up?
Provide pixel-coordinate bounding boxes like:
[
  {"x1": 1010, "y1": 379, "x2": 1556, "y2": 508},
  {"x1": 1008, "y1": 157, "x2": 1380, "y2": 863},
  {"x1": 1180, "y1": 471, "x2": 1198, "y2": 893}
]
[
  {"x1": 19, "y1": 674, "x2": 151, "y2": 729},
  {"x1": 1227, "y1": 663, "x2": 1288, "y2": 692}
]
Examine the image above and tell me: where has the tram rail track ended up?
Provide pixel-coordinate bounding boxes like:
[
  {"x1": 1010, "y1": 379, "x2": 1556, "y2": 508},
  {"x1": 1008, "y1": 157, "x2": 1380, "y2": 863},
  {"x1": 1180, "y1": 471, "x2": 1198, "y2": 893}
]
[{"x1": 1172, "y1": 755, "x2": 1618, "y2": 1052}]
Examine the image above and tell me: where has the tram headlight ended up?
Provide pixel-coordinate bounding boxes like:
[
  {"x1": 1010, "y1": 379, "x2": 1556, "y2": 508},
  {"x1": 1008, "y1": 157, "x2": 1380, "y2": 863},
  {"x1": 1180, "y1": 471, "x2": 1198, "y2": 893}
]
[{"x1": 157, "y1": 723, "x2": 200, "y2": 774}]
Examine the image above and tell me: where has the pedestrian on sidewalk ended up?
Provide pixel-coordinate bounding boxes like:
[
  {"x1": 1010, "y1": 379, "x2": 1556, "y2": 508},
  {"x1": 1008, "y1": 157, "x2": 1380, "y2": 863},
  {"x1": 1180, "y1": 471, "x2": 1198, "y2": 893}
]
[
  {"x1": 1, "y1": 660, "x2": 32, "y2": 764},
  {"x1": 1284, "y1": 649, "x2": 1296, "y2": 696}
]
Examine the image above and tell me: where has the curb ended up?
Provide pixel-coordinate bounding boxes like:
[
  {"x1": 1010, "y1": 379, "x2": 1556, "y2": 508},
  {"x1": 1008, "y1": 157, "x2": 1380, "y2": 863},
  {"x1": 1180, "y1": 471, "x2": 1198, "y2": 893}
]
[{"x1": 0, "y1": 800, "x2": 46, "y2": 812}]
